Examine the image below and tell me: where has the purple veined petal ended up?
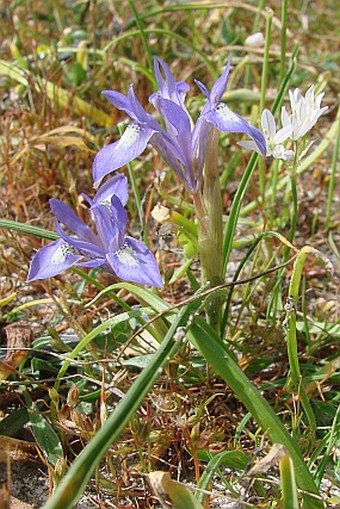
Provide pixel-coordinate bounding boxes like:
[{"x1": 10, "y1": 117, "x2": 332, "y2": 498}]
[
  {"x1": 93, "y1": 174, "x2": 129, "y2": 207},
  {"x1": 127, "y1": 85, "x2": 155, "y2": 125},
  {"x1": 206, "y1": 103, "x2": 266, "y2": 155},
  {"x1": 49, "y1": 199, "x2": 98, "y2": 244},
  {"x1": 107, "y1": 236, "x2": 162, "y2": 288},
  {"x1": 261, "y1": 109, "x2": 276, "y2": 139},
  {"x1": 90, "y1": 203, "x2": 119, "y2": 252},
  {"x1": 209, "y1": 59, "x2": 231, "y2": 105},
  {"x1": 153, "y1": 58, "x2": 177, "y2": 101},
  {"x1": 156, "y1": 98, "x2": 194, "y2": 177},
  {"x1": 238, "y1": 140, "x2": 262, "y2": 155},
  {"x1": 102, "y1": 90, "x2": 137, "y2": 120},
  {"x1": 158, "y1": 98, "x2": 192, "y2": 136},
  {"x1": 150, "y1": 133, "x2": 194, "y2": 191},
  {"x1": 153, "y1": 58, "x2": 190, "y2": 107},
  {"x1": 110, "y1": 195, "x2": 128, "y2": 245},
  {"x1": 93, "y1": 122, "x2": 156, "y2": 188},
  {"x1": 55, "y1": 221, "x2": 105, "y2": 258},
  {"x1": 154, "y1": 58, "x2": 172, "y2": 97},
  {"x1": 27, "y1": 238, "x2": 82, "y2": 281}
]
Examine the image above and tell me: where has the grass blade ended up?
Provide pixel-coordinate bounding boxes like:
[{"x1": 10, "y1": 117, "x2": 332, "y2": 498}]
[
  {"x1": 188, "y1": 318, "x2": 323, "y2": 509},
  {"x1": 43, "y1": 303, "x2": 199, "y2": 509}
]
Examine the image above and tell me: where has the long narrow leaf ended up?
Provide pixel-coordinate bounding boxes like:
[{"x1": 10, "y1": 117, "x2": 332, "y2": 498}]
[{"x1": 188, "y1": 318, "x2": 323, "y2": 509}]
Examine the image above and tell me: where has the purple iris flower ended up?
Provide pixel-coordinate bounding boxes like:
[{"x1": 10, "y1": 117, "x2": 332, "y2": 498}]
[
  {"x1": 93, "y1": 58, "x2": 266, "y2": 192},
  {"x1": 27, "y1": 176, "x2": 162, "y2": 288}
]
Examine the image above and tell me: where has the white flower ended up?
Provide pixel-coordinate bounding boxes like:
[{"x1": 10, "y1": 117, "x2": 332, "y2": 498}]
[
  {"x1": 281, "y1": 85, "x2": 328, "y2": 140},
  {"x1": 239, "y1": 109, "x2": 293, "y2": 161}
]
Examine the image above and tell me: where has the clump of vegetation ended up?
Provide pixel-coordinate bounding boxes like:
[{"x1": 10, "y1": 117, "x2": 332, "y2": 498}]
[{"x1": 0, "y1": 2, "x2": 338, "y2": 508}]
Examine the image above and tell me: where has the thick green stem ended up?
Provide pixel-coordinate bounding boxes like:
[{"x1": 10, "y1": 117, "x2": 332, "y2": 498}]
[{"x1": 193, "y1": 130, "x2": 223, "y2": 329}]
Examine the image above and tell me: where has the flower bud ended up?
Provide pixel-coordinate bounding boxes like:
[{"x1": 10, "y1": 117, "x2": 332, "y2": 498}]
[{"x1": 245, "y1": 32, "x2": 264, "y2": 48}]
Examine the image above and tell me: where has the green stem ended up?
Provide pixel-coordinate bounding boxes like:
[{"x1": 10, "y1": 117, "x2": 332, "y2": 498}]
[
  {"x1": 285, "y1": 247, "x2": 317, "y2": 434},
  {"x1": 259, "y1": 7, "x2": 273, "y2": 198},
  {"x1": 193, "y1": 131, "x2": 223, "y2": 329},
  {"x1": 280, "y1": 0, "x2": 288, "y2": 82},
  {"x1": 325, "y1": 120, "x2": 340, "y2": 229}
]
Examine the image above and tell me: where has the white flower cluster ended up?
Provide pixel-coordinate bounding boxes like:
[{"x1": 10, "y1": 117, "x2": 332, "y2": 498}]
[
  {"x1": 239, "y1": 85, "x2": 328, "y2": 161},
  {"x1": 282, "y1": 86, "x2": 328, "y2": 140}
]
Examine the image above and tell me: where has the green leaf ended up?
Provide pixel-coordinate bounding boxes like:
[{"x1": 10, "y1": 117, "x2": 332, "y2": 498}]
[
  {"x1": 197, "y1": 450, "x2": 248, "y2": 503},
  {"x1": 28, "y1": 408, "x2": 64, "y2": 466}
]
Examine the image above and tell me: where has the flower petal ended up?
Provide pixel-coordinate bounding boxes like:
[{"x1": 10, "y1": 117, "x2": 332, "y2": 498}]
[
  {"x1": 49, "y1": 199, "x2": 97, "y2": 244},
  {"x1": 206, "y1": 103, "x2": 266, "y2": 155},
  {"x1": 93, "y1": 174, "x2": 129, "y2": 207},
  {"x1": 90, "y1": 203, "x2": 119, "y2": 252},
  {"x1": 102, "y1": 90, "x2": 137, "y2": 119},
  {"x1": 107, "y1": 236, "x2": 162, "y2": 288},
  {"x1": 261, "y1": 109, "x2": 276, "y2": 139},
  {"x1": 27, "y1": 239, "x2": 82, "y2": 281},
  {"x1": 209, "y1": 60, "x2": 231, "y2": 104},
  {"x1": 93, "y1": 122, "x2": 155, "y2": 187},
  {"x1": 273, "y1": 124, "x2": 293, "y2": 144},
  {"x1": 152, "y1": 58, "x2": 190, "y2": 107},
  {"x1": 237, "y1": 140, "x2": 262, "y2": 155},
  {"x1": 55, "y1": 221, "x2": 105, "y2": 258}
]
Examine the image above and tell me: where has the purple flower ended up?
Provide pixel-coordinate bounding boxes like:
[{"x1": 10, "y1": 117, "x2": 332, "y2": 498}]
[
  {"x1": 27, "y1": 178, "x2": 162, "y2": 288},
  {"x1": 93, "y1": 58, "x2": 266, "y2": 192},
  {"x1": 193, "y1": 60, "x2": 266, "y2": 159}
]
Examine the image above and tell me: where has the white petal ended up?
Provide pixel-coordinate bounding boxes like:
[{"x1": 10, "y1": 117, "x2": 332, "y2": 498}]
[
  {"x1": 237, "y1": 140, "x2": 262, "y2": 154},
  {"x1": 274, "y1": 124, "x2": 293, "y2": 144},
  {"x1": 261, "y1": 109, "x2": 276, "y2": 139}
]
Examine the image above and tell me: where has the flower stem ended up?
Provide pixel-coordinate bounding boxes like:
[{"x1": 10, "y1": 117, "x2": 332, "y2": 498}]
[
  {"x1": 285, "y1": 246, "x2": 317, "y2": 435},
  {"x1": 259, "y1": 7, "x2": 273, "y2": 198},
  {"x1": 193, "y1": 130, "x2": 223, "y2": 329},
  {"x1": 280, "y1": 0, "x2": 288, "y2": 82}
]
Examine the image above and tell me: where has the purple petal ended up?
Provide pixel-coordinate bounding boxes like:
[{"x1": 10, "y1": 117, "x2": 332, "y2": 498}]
[
  {"x1": 158, "y1": 98, "x2": 191, "y2": 135},
  {"x1": 127, "y1": 85, "x2": 153, "y2": 124},
  {"x1": 152, "y1": 58, "x2": 190, "y2": 108},
  {"x1": 27, "y1": 239, "x2": 82, "y2": 281},
  {"x1": 107, "y1": 236, "x2": 162, "y2": 288},
  {"x1": 209, "y1": 60, "x2": 231, "y2": 104},
  {"x1": 76, "y1": 259, "x2": 106, "y2": 268},
  {"x1": 194, "y1": 78, "x2": 210, "y2": 99},
  {"x1": 55, "y1": 221, "x2": 105, "y2": 258},
  {"x1": 110, "y1": 195, "x2": 128, "y2": 243},
  {"x1": 102, "y1": 90, "x2": 137, "y2": 120},
  {"x1": 90, "y1": 204, "x2": 119, "y2": 252},
  {"x1": 150, "y1": 133, "x2": 194, "y2": 191},
  {"x1": 154, "y1": 58, "x2": 176, "y2": 98},
  {"x1": 93, "y1": 122, "x2": 156, "y2": 188},
  {"x1": 93, "y1": 174, "x2": 129, "y2": 207},
  {"x1": 49, "y1": 199, "x2": 98, "y2": 243},
  {"x1": 206, "y1": 103, "x2": 266, "y2": 155}
]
